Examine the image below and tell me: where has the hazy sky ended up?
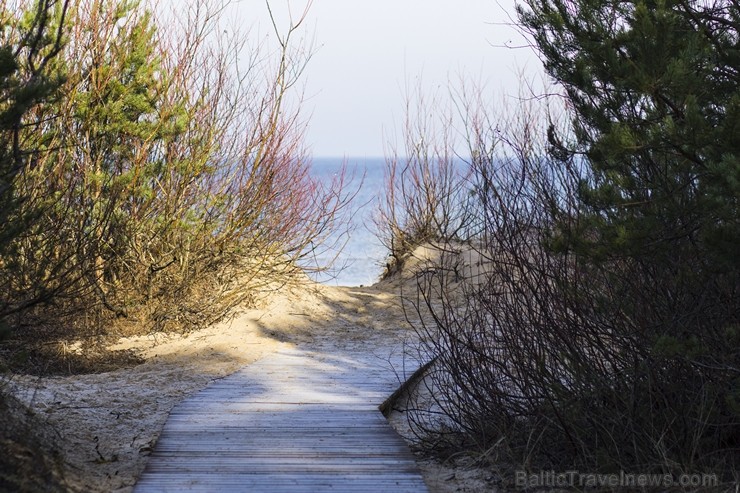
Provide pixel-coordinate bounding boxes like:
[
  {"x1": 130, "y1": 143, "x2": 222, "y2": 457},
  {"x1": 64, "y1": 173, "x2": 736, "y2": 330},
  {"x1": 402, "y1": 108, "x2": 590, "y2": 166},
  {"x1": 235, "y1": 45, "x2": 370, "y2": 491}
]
[{"x1": 239, "y1": 0, "x2": 540, "y2": 157}]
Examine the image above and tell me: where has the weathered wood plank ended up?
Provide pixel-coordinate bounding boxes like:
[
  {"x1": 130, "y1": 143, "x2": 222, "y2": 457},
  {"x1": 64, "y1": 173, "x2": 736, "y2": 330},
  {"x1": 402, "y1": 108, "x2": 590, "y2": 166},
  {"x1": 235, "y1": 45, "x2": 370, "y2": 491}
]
[
  {"x1": 136, "y1": 475, "x2": 428, "y2": 493},
  {"x1": 134, "y1": 347, "x2": 427, "y2": 492}
]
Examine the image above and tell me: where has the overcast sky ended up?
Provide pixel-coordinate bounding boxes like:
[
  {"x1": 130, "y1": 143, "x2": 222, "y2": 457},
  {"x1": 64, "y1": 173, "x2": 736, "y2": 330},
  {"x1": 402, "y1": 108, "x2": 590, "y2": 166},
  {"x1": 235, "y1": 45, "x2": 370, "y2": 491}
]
[{"x1": 238, "y1": 0, "x2": 540, "y2": 157}]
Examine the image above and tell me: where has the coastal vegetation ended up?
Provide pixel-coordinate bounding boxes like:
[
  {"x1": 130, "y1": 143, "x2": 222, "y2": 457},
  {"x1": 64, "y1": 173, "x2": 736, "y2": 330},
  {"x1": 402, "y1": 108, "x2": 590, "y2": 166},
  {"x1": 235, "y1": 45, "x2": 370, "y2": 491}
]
[
  {"x1": 383, "y1": 0, "x2": 739, "y2": 485},
  {"x1": 0, "y1": 0, "x2": 737, "y2": 490},
  {"x1": 0, "y1": 0, "x2": 348, "y2": 363}
]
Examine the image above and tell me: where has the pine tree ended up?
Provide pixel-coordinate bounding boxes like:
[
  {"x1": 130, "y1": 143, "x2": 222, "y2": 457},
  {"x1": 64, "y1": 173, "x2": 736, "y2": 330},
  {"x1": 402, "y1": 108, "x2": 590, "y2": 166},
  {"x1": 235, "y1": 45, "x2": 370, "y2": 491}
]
[
  {"x1": 0, "y1": 1, "x2": 68, "y2": 254},
  {"x1": 518, "y1": 0, "x2": 740, "y2": 472},
  {"x1": 520, "y1": 0, "x2": 739, "y2": 265},
  {"x1": 61, "y1": 0, "x2": 171, "y2": 314}
]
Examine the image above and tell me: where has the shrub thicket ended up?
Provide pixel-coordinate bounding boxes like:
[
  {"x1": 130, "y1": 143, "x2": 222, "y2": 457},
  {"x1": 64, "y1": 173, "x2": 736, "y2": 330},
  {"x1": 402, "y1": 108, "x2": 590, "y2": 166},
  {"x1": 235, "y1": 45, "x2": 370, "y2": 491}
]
[
  {"x1": 0, "y1": 0, "x2": 348, "y2": 342},
  {"x1": 387, "y1": 0, "x2": 740, "y2": 484}
]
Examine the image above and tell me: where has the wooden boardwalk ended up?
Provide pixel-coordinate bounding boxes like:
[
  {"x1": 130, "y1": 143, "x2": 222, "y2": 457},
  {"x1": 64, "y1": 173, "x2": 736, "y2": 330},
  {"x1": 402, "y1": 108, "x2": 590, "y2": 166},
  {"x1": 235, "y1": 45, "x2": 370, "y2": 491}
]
[{"x1": 134, "y1": 346, "x2": 428, "y2": 492}]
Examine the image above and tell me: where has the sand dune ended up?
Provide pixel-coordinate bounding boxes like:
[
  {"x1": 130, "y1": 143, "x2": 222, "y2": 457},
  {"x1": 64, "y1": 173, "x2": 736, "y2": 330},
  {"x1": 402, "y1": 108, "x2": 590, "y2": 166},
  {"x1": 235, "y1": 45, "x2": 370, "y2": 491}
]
[{"x1": 2, "y1": 245, "x2": 495, "y2": 492}]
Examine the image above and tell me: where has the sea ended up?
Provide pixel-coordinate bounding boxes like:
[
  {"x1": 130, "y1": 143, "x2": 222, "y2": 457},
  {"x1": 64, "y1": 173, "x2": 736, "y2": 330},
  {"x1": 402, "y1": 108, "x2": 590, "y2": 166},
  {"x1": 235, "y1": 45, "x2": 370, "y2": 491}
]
[{"x1": 307, "y1": 157, "x2": 388, "y2": 287}]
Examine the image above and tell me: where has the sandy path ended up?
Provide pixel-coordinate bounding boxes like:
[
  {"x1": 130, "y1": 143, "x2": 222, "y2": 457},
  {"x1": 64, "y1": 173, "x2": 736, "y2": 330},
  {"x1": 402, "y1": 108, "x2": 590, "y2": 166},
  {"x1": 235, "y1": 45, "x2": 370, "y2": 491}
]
[
  {"x1": 3, "y1": 270, "x2": 496, "y2": 492},
  {"x1": 1, "y1": 283, "x2": 420, "y2": 492}
]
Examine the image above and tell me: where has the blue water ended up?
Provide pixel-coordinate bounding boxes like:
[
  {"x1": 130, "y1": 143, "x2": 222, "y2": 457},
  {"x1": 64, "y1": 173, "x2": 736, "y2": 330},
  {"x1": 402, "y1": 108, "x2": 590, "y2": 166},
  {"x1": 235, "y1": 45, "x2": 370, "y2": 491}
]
[{"x1": 308, "y1": 157, "x2": 388, "y2": 286}]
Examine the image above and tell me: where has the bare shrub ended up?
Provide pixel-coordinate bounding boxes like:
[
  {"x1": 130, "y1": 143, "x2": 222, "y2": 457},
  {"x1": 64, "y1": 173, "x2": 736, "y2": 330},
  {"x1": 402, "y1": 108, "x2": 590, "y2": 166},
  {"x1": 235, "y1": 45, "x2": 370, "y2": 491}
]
[
  {"x1": 393, "y1": 87, "x2": 740, "y2": 482},
  {"x1": 0, "y1": 0, "x2": 350, "y2": 343},
  {"x1": 375, "y1": 81, "x2": 473, "y2": 276}
]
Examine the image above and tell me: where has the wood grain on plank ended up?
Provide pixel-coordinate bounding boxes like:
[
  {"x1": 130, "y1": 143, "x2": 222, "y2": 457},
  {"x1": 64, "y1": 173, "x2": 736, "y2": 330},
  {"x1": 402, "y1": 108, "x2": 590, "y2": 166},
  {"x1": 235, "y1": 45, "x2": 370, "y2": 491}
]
[{"x1": 135, "y1": 347, "x2": 428, "y2": 492}]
